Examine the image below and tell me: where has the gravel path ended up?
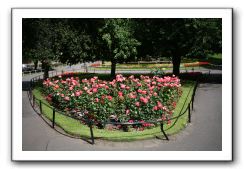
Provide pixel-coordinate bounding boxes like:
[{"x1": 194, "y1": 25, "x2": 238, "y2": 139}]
[{"x1": 22, "y1": 81, "x2": 222, "y2": 151}]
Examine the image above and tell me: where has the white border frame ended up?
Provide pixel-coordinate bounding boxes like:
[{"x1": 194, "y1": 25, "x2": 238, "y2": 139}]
[{"x1": 12, "y1": 8, "x2": 232, "y2": 161}]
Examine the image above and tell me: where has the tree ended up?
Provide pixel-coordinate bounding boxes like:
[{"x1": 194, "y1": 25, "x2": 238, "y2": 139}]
[
  {"x1": 23, "y1": 18, "x2": 94, "y2": 79},
  {"x1": 23, "y1": 19, "x2": 57, "y2": 78},
  {"x1": 134, "y1": 18, "x2": 222, "y2": 75},
  {"x1": 97, "y1": 19, "x2": 141, "y2": 78}
]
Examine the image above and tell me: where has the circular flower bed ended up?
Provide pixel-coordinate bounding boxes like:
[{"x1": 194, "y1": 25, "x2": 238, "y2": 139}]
[{"x1": 42, "y1": 74, "x2": 182, "y2": 131}]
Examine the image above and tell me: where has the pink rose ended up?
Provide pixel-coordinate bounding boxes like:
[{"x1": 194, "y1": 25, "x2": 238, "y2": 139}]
[
  {"x1": 69, "y1": 86, "x2": 73, "y2": 91},
  {"x1": 141, "y1": 90, "x2": 147, "y2": 95},
  {"x1": 149, "y1": 86, "x2": 155, "y2": 91},
  {"x1": 153, "y1": 106, "x2": 158, "y2": 111},
  {"x1": 92, "y1": 88, "x2": 98, "y2": 93},
  {"x1": 75, "y1": 91, "x2": 82, "y2": 97},
  {"x1": 64, "y1": 96, "x2": 70, "y2": 101},
  {"x1": 118, "y1": 91, "x2": 123, "y2": 97},
  {"x1": 120, "y1": 84, "x2": 126, "y2": 89},
  {"x1": 125, "y1": 109, "x2": 130, "y2": 115},
  {"x1": 129, "y1": 93, "x2": 137, "y2": 99},
  {"x1": 107, "y1": 95, "x2": 113, "y2": 101},
  {"x1": 126, "y1": 86, "x2": 130, "y2": 90},
  {"x1": 137, "y1": 83, "x2": 142, "y2": 87},
  {"x1": 157, "y1": 101, "x2": 163, "y2": 109},
  {"x1": 116, "y1": 74, "x2": 125, "y2": 82},
  {"x1": 94, "y1": 98, "x2": 99, "y2": 103},
  {"x1": 54, "y1": 85, "x2": 59, "y2": 90},
  {"x1": 140, "y1": 97, "x2": 148, "y2": 104},
  {"x1": 135, "y1": 102, "x2": 140, "y2": 107}
]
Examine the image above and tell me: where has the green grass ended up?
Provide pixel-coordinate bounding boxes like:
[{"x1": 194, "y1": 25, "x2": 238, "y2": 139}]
[
  {"x1": 32, "y1": 80, "x2": 195, "y2": 141},
  {"x1": 206, "y1": 53, "x2": 222, "y2": 65},
  {"x1": 93, "y1": 67, "x2": 205, "y2": 71}
]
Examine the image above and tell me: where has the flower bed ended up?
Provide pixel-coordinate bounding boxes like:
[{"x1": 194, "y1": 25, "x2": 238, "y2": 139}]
[
  {"x1": 184, "y1": 61, "x2": 209, "y2": 67},
  {"x1": 42, "y1": 74, "x2": 182, "y2": 131}
]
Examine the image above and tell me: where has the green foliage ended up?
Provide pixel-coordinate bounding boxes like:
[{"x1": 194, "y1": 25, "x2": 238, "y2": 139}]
[
  {"x1": 23, "y1": 18, "x2": 221, "y2": 76},
  {"x1": 32, "y1": 80, "x2": 195, "y2": 141},
  {"x1": 99, "y1": 19, "x2": 140, "y2": 61},
  {"x1": 42, "y1": 74, "x2": 181, "y2": 129}
]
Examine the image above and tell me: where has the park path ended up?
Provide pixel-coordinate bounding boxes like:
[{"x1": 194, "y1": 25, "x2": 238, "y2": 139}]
[{"x1": 22, "y1": 79, "x2": 222, "y2": 151}]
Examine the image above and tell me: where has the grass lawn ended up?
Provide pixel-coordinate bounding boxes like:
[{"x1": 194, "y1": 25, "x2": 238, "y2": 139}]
[
  {"x1": 32, "y1": 80, "x2": 195, "y2": 141},
  {"x1": 92, "y1": 64, "x2": 206, "y2": 71},
  {"x1": 206, "y1": 53, "x2": 222, "y2": 65}
]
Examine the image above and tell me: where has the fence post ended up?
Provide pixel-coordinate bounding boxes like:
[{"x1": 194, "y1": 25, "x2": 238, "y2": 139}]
[
  {"x1": 188, "y1": 105, "x2": 191, "y2": 123},
  {"x1": 89, "y1": 121, "x2": 95, "y2": 144},
  {"x1": 33, "y1": 95, "x2": 35, "y2": 107},
  {"x1": 160, "y1": 122, "x2": 169, "y2": 141},
  {"x1": 52, "y1": 108, "x2": 56, "y2": 128},
  {"x1": 39, "y1": 100, "x2": 42, "y2": 114}
]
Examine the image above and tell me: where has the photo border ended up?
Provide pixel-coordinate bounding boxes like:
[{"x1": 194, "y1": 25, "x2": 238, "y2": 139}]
[{"x1": 12, "y1": 8, "x2": 233, "y2": 161}]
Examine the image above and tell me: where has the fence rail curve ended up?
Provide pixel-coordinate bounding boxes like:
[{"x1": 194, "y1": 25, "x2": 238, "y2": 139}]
[{"x1": 27, "y1": 71, "x2": 198, "y2": 145}]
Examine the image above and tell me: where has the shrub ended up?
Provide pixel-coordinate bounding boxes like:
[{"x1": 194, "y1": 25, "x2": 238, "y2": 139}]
[{"x1": 42, "y1": 74, "x2": 182, "y2": 130}]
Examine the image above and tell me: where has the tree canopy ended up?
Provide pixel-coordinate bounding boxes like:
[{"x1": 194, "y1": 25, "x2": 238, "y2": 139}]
[{"x1": 22, "y1": 18, "x2": 222, "y2": 77}]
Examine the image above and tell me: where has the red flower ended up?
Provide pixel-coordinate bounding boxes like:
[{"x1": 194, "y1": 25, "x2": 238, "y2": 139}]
[
  {"x1": 140, "y1": 97, "x2": 149, "y2": 104},
  {"x1": 92, "y1": 88, "x2": 98, "y2": 93},
  {"x1": 157, "y1": 101, "x2": 163, "y2": 109},
  {"x1": 135, "y1": 102, "x2": 140, "y2": 107},
  {"x1": 64, "y1": 96, "x2": 70, "y2": 101},
  {"x1": 116, "y1": 74, "x2": 125, "y2": 82},
  {"x1": 75, "y1": 91, "x2": 82, "y2": 97},
  {"x1": 120, "y1": 84, "x2": 126, "y2": 89},
  {"x1": 141, "y1": 90, "x2": 147, "y2": 95},
  {"x1": 94, "y1": 98, "x2": 99, "y2": 103},
  {"x1": 118, "y1": 91, "x2": 123, "y2": 97},
  {"x1": 54, "y1": 85, "x2": 59, "y2": 90},
  {"x1": 128, "y1": 92, "x2": 137, "y2": 99},
  {"x1": 137, "y1": 83, "x2": 142, "y2": 87},
  {"x1": 153, "y1": 106, "x2": 158, "y2": 111},
  {"x1": 153, "y1": 92, "x2": 158, "y2": 96},
  {"x1": 107, "y1": 95, "x2": 113, "y2": 101},
  {"x1": 128, "y1": 119, "x2": 134, "y2": 123},
  {"x1": 125, "y1": 109, "x2": 130, "y2": 115}
]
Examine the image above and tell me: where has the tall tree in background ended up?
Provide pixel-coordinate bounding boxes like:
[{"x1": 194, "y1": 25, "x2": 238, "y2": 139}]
[
  {"x1": 98, "y1": 19, "x2": 141, "y2": 78},
  {"x1": 23, "y1": 18, "x2": 94, "y2": 79},
  {"x1": 23, "y1": 18, "x2": 221, "y2": 77},
  {"x1": 134, "y1": 18, "x2": 222, "y2": 75},
  {"x1": 23, "y1": 19, "x2": 57, "y2": 78}
]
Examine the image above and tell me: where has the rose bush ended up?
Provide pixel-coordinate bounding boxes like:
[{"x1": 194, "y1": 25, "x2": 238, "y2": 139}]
[{"x1": 42, "y1": 74, "x2": 182, "y2": 130}]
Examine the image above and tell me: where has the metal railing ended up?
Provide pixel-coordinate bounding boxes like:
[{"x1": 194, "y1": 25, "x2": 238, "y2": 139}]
[{"x1": 27, "y1": 71, "x2": 199, "y2": 145}]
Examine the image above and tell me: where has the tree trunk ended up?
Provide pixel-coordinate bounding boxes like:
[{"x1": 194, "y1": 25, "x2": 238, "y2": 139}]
[
  {"x1": 172, "y1": 55, "x2": 181, "y2": 76},
  {"x1": 111, "y1": 61, "x2": 116, "y2": 79},
  {"x1": 41, "y1": 60, "x2": 50, "y2": 79},
  {"x1": 34, "y1": 60, "x2": 38, "y2": 70}
]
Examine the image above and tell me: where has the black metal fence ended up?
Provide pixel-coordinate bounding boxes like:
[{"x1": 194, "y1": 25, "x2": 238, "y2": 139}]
[{"x1": 27, "y1": 71, "x2": 199, "y2": 145}]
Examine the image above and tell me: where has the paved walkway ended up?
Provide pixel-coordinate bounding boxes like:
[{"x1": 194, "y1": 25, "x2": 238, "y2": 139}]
[{"x1": 22, "y1": 80, "x2": 222, "y2": 151}]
